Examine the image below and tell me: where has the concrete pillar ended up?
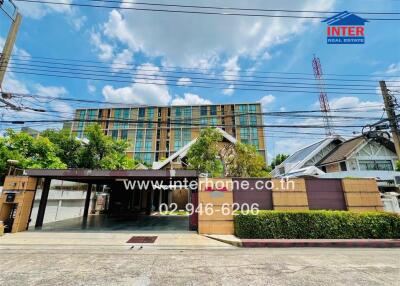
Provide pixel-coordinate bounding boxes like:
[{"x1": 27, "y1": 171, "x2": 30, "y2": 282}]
[
  {"x1": 146, "y1": 190, "x2": 154, "y2": 215},
  {"x1": 35, "y1": 178, "x2": 51, "y2": 228},
  {"x1": 83, "y1": 183, "x2": 93, "y2": 218}
]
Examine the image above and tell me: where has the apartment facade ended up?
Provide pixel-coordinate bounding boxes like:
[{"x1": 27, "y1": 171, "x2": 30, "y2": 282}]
[{"x1": 70, "y1": 103, "x2": 266, "y2": 164}]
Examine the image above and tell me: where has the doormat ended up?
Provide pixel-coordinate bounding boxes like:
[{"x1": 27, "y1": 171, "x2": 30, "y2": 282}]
[{"x1": 126, "y1": 236, "x2": 158, "y2": 243}]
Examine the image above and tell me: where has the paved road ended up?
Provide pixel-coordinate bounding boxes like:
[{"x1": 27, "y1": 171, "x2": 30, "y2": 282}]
[{"x1": 0, "y1": 247, "x2": 398, "y2": 285}]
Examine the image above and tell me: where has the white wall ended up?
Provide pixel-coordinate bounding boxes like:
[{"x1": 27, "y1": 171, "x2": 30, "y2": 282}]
[{"x1": 29, "y1": 180, "x2": 96, "y2": 227}]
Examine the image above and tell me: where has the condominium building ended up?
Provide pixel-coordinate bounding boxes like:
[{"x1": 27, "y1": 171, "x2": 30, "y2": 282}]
[{"x1": 69, "y1": 103, "x2": 266, "y2": 164}]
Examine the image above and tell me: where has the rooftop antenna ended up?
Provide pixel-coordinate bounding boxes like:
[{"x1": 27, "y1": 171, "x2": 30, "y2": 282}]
[{"x1": 312, "y1": 54, "x2": 334, "y2": 137}]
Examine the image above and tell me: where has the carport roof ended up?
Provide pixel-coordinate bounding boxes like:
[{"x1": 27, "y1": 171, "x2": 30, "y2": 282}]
[{"x1": 24, "y1": 169, "x2": 199, "y2": 181}]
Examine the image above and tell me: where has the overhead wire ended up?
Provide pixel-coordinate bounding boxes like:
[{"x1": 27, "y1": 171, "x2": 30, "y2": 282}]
[{"x1": 12, "y1": 0, "x2": 400, "y2": 20}]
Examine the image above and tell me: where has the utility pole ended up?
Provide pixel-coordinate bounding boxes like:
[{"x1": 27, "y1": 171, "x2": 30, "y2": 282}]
[
  {"x1": 0, "y1": 3, "x2": 22, "y2": 88},
  {"x1": 380, "y1": 80, "x2": 400, "y2": 159}
]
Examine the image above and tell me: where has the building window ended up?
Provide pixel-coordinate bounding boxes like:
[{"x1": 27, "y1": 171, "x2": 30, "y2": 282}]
[
  {"x1": 122, "y1": 108, "x2": 130, "y2": 128},
  {"x1": 250, "y1": 115, "x2": 257, "y2": 125},
  {"x1": 143, "y1": 153, "x2": 152, "y2": 164},
  {"x1": 111, "y1": 130, "x2": 118, "y2": 139},
  {"x1": 200, "y1": 106, "x2": 208, "y2": 116},
  {"x1": 114, "y1": 109, "x2": 121, "y2": 129},
  {"x1": 210, "y1": 117, "x2": 217, "y2": 126},
  {"x1": 77, "y1": 110, "x2": 86, "y2": 129},
  {"x1": 175, "y1": 107, "x2": 182, "y2": 117},
  {"x1": 174, "y1": 129, "x2": 182, "y2": 150},
  {"x1": 138, "y1": 108, "x2": 145, "y2": 117},
  {"x1": 182, "y1": 128, "x2": 191, "y2": 145},
  {"x1": 183, "y1": 107, "x2": 191, "y2": 118},
  {"x1": 249, "y1": 104, "x2": 257, "y2": 113},
  {"x1": 359, "y1": 160, "x2": 394, "y2": 171},
  {"x1": 240, "y1": 128, "x2": 249, "y2": 144},
  {"x1": 121, "y1": 130, "x2": 128, "y2": 140},
  {"x1": 340, "y1": 161, "x2": 347, "y2": 171},
  {"x1": 135, "y1": 129, "x2": 144, "y2": 151},
  {"x1": 210, "y1": 106, "x2": 217, "y2": 116}
]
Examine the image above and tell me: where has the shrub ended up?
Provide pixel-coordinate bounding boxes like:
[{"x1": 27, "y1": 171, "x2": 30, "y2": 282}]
[{"x1": 234, "y1": 210, "x2": 400, "y2": 239}]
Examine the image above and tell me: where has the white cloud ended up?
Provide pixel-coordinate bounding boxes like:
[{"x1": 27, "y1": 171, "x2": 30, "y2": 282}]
[
  {"x1": 17, "y1": 1, "x2": 86, "y2": 30},
  {"x1": 177, "y1": 77, "x2": 192, "y2": 86},
  {"x1": 171, "y1": 93, "x2": 211, "y2": 105},
  {"x1": 259, "y1": 95, "x2": 276, "y2": 110},
  {"x1": 329, "y1": 96, "x2": 382, "y2": 111},
  {"x1": 222, "y1": 84, "x2": 235, "y2": 96},
  {"x1": 88, "y1": 84, "x2": 97, "y2": 94},
  {"x1": 17, "y1": 1, "x2": 72, "y2": 20},
  {"x1": 102, "y1": 63, "x2": 171, "y2": 105},
  {"x1": 90, "y1": 32, "x2": 114, "y2": 61},
  {"x1": 223, "y1": 56, "x2": 240, "y2": 81},
  {"x1": 50, "y1": 101, "x2": 73, "y2": 115},
  {"x1": 111, "y1": 49, "x2": 134, "y2": 71},
  {"x1": 35, "y1": 84, "x2": 67, "y2": 97},
  {"x1": 2, "y1": 72, "x2": 29, "y2": 94},
  {"x1": 385, "y1": 63, "x2": 400, "y2": 74},
  {"x1": 98, "y1": 0, "x2": 335, "y2": 69}
]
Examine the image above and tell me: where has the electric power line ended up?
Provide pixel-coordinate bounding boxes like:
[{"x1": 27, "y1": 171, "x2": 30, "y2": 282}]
[{"x1": 12, "y1": 0, "x2": 400, "y2": 20}]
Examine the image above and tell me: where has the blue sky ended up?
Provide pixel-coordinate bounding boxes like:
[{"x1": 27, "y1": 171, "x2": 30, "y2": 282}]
[{"x1": 1, "y1": 0, "x2": 399, "y2": 161}]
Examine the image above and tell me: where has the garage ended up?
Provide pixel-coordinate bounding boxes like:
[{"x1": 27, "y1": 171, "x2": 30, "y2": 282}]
[{"x1": 21, "y1": 169, "x2": 198, "y2": 232}]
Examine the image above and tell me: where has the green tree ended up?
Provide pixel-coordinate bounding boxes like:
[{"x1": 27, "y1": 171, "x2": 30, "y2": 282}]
[
  {"x1": 270, "y1": 153, "x2": 289, "y2": 170},
  {"x1": 41, "y1": 129, "x2": 83, "y2": 168},
  {"x1": 78, "y1": 124, "x2": 135, "y2": 169},
  {"x1": 187, "y1": 127, "x2": 224, "y2": 177},
  {"x1": 224, "y1": 142, "x2": 269, "y2": 177},
  {"x1": 4, "y1": 129, "x2": 66, "y2": 169}
]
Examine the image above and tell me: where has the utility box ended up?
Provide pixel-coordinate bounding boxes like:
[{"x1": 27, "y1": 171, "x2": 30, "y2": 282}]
[{"x1": 0, "y1": 176, "x2": 37, "y2": 233}]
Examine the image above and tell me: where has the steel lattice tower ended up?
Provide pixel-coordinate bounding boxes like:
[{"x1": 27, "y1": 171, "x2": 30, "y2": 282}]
[{"x1": 312, "y1": 55, "x2": 333, "y2": 137}]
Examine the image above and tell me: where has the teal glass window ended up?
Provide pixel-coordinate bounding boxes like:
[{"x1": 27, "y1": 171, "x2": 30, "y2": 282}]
[
  {"x1": 210, "y1": 117, "x2": 217, "y2": 126},
  {"x1": 210, "y1": 106, "x2": 217, "y2": 115},
  {"x1": 250, "y1": 115, "x2": 257, "y2": 125},
  {"x1": 121, "y1": 130, "x2": 128, "y2": 140},
  {"x1": 138, "y1": 108, "x2": 145, "y2": 117},
  {"x1": 249, "y1": 104, "x2": 257, "y2": 113},
  {"x1": 111, "y1": 130, "x2": 118, "y2": 139},
  {"x1": 200, "y1": 106, "x2": 207, "y2": 116},
  {"x1": 175, "y1": 107, "x2": 182, "y2": 117}
]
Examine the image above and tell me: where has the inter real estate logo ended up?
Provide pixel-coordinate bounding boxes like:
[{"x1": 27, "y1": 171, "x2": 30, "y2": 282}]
[{"x1": 323, "y1": 11, "x2": 368, "y2": 44}]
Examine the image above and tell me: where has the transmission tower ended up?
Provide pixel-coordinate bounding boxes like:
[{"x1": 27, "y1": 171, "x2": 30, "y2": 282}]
[{"x1": 312, "y1": 55, "x2": 333, "y2": 136}]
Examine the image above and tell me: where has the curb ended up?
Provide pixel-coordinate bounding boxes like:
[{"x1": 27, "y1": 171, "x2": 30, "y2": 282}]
[
  {"x1": 204, "y1": 235, "x2": 242, "y2": 247},
  {"x1": 241, "y1": 239, "x2": 400, "y2": 248}
]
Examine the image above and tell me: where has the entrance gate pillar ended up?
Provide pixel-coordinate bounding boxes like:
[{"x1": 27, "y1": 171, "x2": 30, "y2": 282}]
[
  {"x1": 35, "y1": 178, "x2": 51, "y2": 228},
  {"x1": 83, "y1": 183, "x2": 93, "y2": 218},
  {"x1": 198, "y1": 178, "x2": 234, "y2": 235}
]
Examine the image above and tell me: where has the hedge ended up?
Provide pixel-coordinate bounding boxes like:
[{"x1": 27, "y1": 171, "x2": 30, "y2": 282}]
[{"x1": 234, "y1": 210, "x2": 400, "y2": 239}]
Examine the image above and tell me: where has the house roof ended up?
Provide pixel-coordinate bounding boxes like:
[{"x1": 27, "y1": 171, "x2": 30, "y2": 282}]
[
  {"x1": 152, "y1": 127, "x2": 237, "y2": 170},
  {"x1": 318, "y1": 136, "x2": 396, "y2": 166},
  {"x1": 318, "y1": 136, "x2": 364, "y2": 165},
  {"x1": 275, "y1": 135, "x2": 344, "y2": 175},
  {"x1": 323, "y1": 11, "x2": 368, "y2": 26}
]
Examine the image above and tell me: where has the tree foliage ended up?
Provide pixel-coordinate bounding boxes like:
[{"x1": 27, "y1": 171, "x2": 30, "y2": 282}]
[
  {"x1": 186, "y1": 127, "x2": 269, "y2": 178},
  {"x1": 79, "y1": 124, "x2": 135, "y2": 169},
  {"x1": 186, "y1": 128, "x2": 224, "y2": 177},
  {"x1": 270, "y1": 153, "x2": 289, "y2": 170},
  {"x1": 224, "y1": 142, "x2": 269, "y2": 177},
  {"x1": 0, "y1": 124, "x2": 136, "y2": 181}
]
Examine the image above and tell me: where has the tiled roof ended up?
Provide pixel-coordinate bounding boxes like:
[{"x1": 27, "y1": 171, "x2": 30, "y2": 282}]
[{"x1": 318, "y1": 136, "x2": 396, "y2": 166}]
